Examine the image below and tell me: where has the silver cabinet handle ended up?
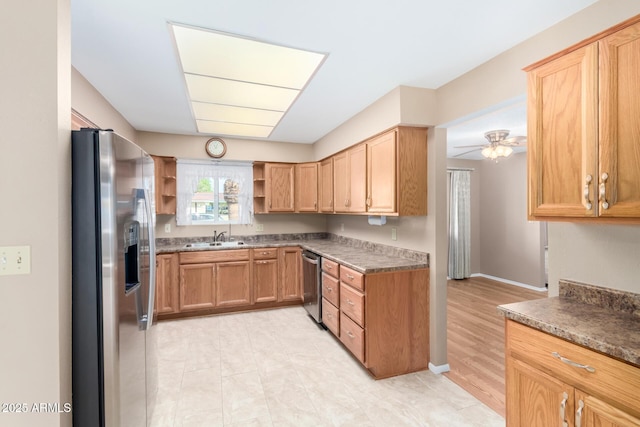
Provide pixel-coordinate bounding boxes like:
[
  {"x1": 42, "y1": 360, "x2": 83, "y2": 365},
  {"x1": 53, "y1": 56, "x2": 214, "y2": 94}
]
[
  {"x1": 346, "y1": 274, "x2": 355, "y2": 280},
  {"x1": 551, "y1": 352, "x2": 596, "y2": 373},
  {"x1": 326, "y1": 286, "x2": 333, "y2": 292},
  {"x1": 560, "y1": 392, "x2": 569, "y2": 427},
  {"x1": 599, "y1": 172, "x2": 609, "y2": 210},
  {"x1": 346, "y1": 331, "x2": 355, "y2": 338},
  {"x1": 584, "y1": 174, "x2": 593, "y2": 210},
  {"x1": 346, "y1": 299, "x2": 354, "y2": 306},
  {"x1": 576, "y1": 399, "x2": 585, "y2": 427}
]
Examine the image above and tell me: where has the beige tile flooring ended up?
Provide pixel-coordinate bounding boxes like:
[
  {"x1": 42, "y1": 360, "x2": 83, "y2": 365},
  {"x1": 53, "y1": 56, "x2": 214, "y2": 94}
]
[{"x1": 149, "y1": 306, "x2": 504, "y2": 427}]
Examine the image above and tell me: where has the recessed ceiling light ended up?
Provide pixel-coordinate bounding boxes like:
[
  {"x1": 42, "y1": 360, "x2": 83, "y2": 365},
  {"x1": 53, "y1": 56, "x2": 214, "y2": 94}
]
[{"x1": 171, "y1": 23, "x2": 327, "y2": 139}]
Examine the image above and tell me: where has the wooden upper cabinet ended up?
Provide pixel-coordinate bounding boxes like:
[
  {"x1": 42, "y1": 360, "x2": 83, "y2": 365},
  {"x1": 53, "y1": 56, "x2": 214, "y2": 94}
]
[
  {"x1": 333, "y1": 151, "x2": 349, "y2": 213},
  {"x1": 527, "y1": 17, "x2": 640, "y2": 221},
  {"x1": 266, "y1": 163, "x2": 295, "y2": 212},
  {"x1": 295, "y1": 162, "x2": 319, "y2": 212},
  {"x1": 152, "y1": 155, "x2": 177, "y2": 215},
  {"x1": 367, "y1": 130, "x2": 396, "y2": 213},
  {"x1": 333, "y1": 144, "x2": 366, "y2": 213},
  {"x1": 527, "y1": 44, "x2": 598, "y2": 219},
  {"x1": 348, "y1": 143, "x2": 367, "y2": 213},
  {"x1": 318, "y1": 157, "x2": 334, "y2": 213},
  {"x1": 598, "y1": 21, "x2": 640, "y2": 218}
]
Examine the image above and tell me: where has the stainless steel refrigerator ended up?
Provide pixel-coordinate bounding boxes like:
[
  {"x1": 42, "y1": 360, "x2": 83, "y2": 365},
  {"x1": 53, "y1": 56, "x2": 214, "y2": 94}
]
[{"x1": 72, "y1": 129, "x2": 157, "y2": 426}]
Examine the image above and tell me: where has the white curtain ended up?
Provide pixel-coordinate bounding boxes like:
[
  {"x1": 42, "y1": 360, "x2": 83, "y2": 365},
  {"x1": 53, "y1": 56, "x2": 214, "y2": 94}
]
[
  {"x1": 448, "y1": 170, "x2": 471, "y2": 279},
  {"x1": 176, "y1": 159, "x2": 253, "y2": 226}
]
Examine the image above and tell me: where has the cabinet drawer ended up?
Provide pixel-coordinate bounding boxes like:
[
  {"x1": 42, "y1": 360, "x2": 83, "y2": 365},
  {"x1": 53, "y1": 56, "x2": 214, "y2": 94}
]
[
  {"x1": 322, "y1": 258, "x2": 339, "y2": 278},
  {"x1": 253, "y1": 248, "x2": 278, "y2": 260},
  {"x1": 180, "y1": 249, "x2": 250, "y2": 264},
  {"x1": 340, "y1": 312, "x2": 365, "y2": 363},
  {"x1": 322, "y1": 298, "x2": 340, "y2": 337},
  {"x1": 340, "y1": 283, "x2": 364, "y2": 327},
  {"x1": 507, "y1": 320, "x2": 640, "y2": 418},
  {"x1": 340, "y1": 265, "x2": 364, "y2": 291},
  {"x1": 322, "y1": 272, "x2": 340, "y2": 307}
]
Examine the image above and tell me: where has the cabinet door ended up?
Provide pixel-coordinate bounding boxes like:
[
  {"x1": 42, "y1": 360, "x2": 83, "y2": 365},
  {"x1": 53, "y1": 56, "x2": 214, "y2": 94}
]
[
  {"x1": 348, "y1": 143, "x2": 367, "y2": 212},
  {"x1": 333, "y1": 151, "x2": 349, "y2": 213},
  {"x1": 253, "y1": 259, "x2": 278, "y2": 303},
  {"x1": 367, "y1": 130, "x2": 396, "y2": 213},
  {"x1": 527, "y1": 44, "x2": 598, "y2": 218},
  {"x1": 279, "y1": 247, "x2": 302, "y2": 302},
  {"x1": 266, "y1": 163, "x2": 295, "y2": 212},
  {"x1": 319, "y1": 157, "x2": 334, "y2": 212},
  {"x1": 598, "y1": 22, "x2": 640, "y2": 218},
  {"x1": 215, "y1": 261, "x2": 251, "y2": 308},
  {"x1": 575, "y1": 389, "x2": 640, "y2": 427},
  {"x1": 506, "y1": 358, "x2": 574, "y2": 427},
  {"x1": 156, "y1": 253, "x2": 179, "y2": 315},
  {"x1": 295, "y1": 162, "x2": 318, "y2": 212},
  {"x1": 180, "y1": 264, "x2": 215, "y2": 312}
]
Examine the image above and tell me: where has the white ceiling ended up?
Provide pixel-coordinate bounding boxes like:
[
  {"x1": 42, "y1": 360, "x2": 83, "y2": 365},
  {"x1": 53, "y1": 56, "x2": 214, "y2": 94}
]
[{"x1": 71, "y1": 0, "x2": 597, "y2": 151}]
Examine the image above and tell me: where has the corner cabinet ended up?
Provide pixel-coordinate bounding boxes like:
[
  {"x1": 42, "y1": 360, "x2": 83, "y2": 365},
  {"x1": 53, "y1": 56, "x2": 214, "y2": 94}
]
[
  {"x1": 526, "y1": 16, "x2": 640, "y2": 221},
  {"x1": 505, "y1": 320, "x2": 640, "y2": 426},
  {"x1": 253, "y1": 162, "x2": 295, "y2": 213},
  {"x1": 318, "y1": 157, "x2": 334, "y2": 212},
  {"x1": 151, "y1": 155, "x2": 177, "y2": 215}
]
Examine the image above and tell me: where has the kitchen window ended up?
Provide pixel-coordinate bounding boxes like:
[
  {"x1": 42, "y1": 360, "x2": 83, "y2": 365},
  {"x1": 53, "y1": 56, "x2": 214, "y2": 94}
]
[{"x1": 176, "y1": 159, "x2": 253, "y2": 226}]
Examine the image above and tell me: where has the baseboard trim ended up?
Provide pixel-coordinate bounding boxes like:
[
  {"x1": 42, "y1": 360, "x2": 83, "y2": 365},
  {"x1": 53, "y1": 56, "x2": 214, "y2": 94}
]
[
  {"x1": 470, "y1": 273, "x2": 547, "y2": 292},
  {"x1": 428, "y1": 362, "x2": 450, "y2": 374}
]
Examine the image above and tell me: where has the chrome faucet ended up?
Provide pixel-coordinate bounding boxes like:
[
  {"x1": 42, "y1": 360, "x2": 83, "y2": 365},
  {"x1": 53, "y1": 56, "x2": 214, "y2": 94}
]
[{"x1": 213, "y1": 230, "x2": 226, "y2": 242}]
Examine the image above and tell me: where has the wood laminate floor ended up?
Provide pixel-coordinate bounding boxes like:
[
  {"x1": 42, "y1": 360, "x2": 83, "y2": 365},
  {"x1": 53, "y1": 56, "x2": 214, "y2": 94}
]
[{"x1": 444, "y1": 276, "x2": 547, "y2": 417}]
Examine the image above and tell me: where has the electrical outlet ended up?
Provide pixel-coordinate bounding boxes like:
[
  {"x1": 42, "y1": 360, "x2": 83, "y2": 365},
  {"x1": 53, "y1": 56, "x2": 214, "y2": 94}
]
[
  {"x1": 391, "y1": 227, "x2": 397, "y2": 241},
  {"x1": 340, "y1": 223, "x2": 345, "y2": 232},
  {"x1": 0, "y1": 245, "x2": 31, "y2": 276},
  {"x1": 164, "y1": 224, "x2": 171, "y2": 233},
  {"x1": 256, "y1": 223, "x2": 264, "y2": 232}
]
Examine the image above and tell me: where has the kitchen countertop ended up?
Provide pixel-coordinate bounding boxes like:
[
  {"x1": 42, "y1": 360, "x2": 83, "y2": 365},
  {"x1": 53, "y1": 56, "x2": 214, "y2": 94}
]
[
  {"x1": 156, "y1": 235, "x2": 428, "y2": 274},
  {"x1": 498, "y1": 280, "x2": 640, "y2": 368}
]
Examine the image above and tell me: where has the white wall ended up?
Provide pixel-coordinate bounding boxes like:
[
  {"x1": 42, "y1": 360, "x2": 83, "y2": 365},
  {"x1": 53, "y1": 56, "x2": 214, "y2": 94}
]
[{"x1": 0, "y1": 1, "x2": 71, "y2": 426}]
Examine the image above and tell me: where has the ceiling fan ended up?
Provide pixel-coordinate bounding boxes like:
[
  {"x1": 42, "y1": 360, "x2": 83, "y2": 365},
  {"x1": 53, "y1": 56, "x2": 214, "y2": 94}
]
[{"x1": 454, "y1": 129, "x2": 527, "y2": 160}]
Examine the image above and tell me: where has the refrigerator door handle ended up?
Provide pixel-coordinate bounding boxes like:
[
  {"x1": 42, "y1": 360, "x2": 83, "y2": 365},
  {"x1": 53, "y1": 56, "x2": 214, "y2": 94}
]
[{"x1": 142, "y1": 187, "x2": 156, "y2": 330}]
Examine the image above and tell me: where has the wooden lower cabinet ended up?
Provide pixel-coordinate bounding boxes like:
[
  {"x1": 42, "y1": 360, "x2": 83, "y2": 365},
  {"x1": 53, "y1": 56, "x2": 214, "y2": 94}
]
[
  {"x1": 279, "y1": 246, "x2": 302, "y2": 302},
  {"x1": 506, "y1": 320, "x2": 640, "y2": 426},
  {"x1": 253, "y1": 258, "x2": 278, "y2": 303},
  {"x1": 158, "y1": 247, "x2": 303, "y2": 319},
  {"x1": 325, "y1": 262, "x2": 429, "y2": 379},
  {"x1": 179, "y1": 263, "x2": 215, "y2": 312},
  {"x1": 155, "y1": 253, "x2": 179, "y2": 315},
  {"x1": 215, "y1": 261, "x2": 251, "y2": 308}
]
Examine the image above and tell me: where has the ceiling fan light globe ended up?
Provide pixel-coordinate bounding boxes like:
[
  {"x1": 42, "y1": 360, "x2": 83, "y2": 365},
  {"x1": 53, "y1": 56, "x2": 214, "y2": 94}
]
[
  {"x1": 503, "y1": 146, "x2": 513, "y2": 157},
  {"x1": 495, "y1": 145, "x2": 505, "y2": 156},
  {"x1": 481, "y1": 147, "x2": 492, "y2": 158}
]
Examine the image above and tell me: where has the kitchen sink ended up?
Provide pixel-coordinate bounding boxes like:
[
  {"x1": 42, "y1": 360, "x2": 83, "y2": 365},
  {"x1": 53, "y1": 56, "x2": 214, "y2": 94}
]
[{"x1": 183, "y1": 241, "x2": 245, "y2": 248}]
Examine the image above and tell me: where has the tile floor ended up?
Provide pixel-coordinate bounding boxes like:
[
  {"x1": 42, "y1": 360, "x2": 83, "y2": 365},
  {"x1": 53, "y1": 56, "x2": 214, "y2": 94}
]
[{"x1": 149, "y1": 306, "x2": 505, "y2": 427}]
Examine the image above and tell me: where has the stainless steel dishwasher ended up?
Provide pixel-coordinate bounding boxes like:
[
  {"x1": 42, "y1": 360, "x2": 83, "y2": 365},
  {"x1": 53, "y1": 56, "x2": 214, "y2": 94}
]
[{"x1": 301, "y1": 250, "x2": 322, "y2": 323}]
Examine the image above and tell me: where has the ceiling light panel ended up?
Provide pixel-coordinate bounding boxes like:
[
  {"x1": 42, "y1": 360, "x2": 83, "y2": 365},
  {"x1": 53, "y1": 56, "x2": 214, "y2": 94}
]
[
  {"x1": 172, "y1": 24, "x2": 325, "y2": 89},
  {"x1": 185, "y1": 74, "x2": 299, "y2": 111},
  {"x1": 171, "y1": 23, "x2": 327, "y2": 138},
  {"x1": 196, "y1": 120, "x2": 273, "y2": 138},
  {"x1": 192, "y1": 102, "x2": 283, "y2": 127}
]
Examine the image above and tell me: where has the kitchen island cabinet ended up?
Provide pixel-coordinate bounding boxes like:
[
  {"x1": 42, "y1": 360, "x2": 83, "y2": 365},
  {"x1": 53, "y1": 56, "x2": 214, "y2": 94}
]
[{"x1": 526, "y1": 15, "x2": 640, "y2": 221}]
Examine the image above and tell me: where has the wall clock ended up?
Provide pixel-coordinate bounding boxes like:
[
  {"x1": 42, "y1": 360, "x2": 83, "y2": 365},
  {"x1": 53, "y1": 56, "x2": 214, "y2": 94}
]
[{"x1": 205, "y1": 137, "x2": 227, "y2": 158}]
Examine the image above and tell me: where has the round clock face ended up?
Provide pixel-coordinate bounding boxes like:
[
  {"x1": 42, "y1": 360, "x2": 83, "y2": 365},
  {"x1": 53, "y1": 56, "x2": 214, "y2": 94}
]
[{"x1": 205, "y1": 137, "x2": 226, "y2": 158}]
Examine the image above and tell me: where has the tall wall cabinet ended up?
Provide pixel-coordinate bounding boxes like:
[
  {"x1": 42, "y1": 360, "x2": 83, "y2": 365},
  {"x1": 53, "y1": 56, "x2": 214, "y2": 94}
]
[{"x1": 526, "y1": 16, "x2": 640, "y2": 221}]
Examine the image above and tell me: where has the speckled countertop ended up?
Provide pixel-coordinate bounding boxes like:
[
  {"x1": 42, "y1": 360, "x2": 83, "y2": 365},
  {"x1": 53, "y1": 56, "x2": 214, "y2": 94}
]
[
  {"x1": 156, "y1": 233, "x2": 428, "y2": 274},
  {"x1": 498, "y1": 280, "x2": 640, "y2": 368}
]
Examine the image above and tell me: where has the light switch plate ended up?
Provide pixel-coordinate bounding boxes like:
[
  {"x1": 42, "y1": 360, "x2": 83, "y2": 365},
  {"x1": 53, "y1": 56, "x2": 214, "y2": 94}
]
[
  {"x1": 164, "y1": 224, "x2": 171, "y2": 233},
  {"x1": 256, "y1": 223, "x2": 264, "y2": 232},
  {"x1": 391, "y1": 228, "x2": 397, "y2": 241},
  {"x1": 0, "y1": 245, "x2": 31, "y2": 276}
]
